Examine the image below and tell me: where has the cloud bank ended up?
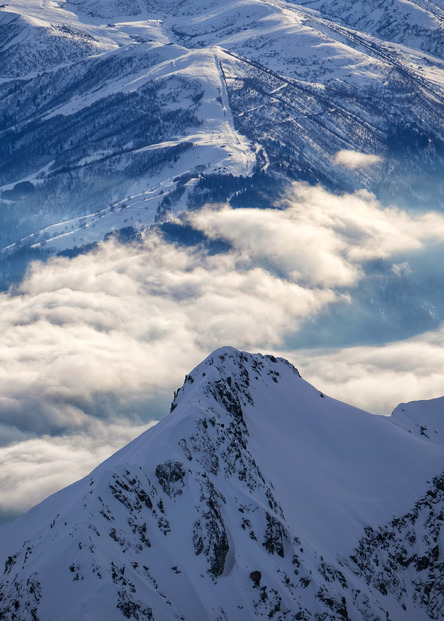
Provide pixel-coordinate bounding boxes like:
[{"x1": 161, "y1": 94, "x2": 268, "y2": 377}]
[
  {"x1": 292, "y1": 323, "x2": 444, "y2": 415},
  {"x1": 1, "y1": 183, "x2": 444, "y2": 519},
  {"x1": 0, "y1": 420, "x2": 150, "y2": 517}
]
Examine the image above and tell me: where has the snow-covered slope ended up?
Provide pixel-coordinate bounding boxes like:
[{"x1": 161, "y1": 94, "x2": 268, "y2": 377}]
[
  {"x1": 1, "y1": 0, "x2": 444, "y2": 283},
  {"x1": 391, "y1": 396, "x2": 444, "y2": 448},
  {"x1": 0, "y1": 347, "x2": 442, "y2": 620},
  {"x1": 296, "y1": 0, "x2": 444, "y2": 58}
]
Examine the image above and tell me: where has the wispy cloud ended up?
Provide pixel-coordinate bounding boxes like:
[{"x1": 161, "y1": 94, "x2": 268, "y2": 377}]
[
  {"x1": 335, "y1": 149, "x2": 383, "y2": 170},
  {"x1": 1, "y1": 183, "x2": 444, "y2": 519}
]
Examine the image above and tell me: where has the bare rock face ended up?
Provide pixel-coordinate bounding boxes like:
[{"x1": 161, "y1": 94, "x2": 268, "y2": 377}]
[{"x1": 0, "y1": 346, "x2": 442, "y2": 620}]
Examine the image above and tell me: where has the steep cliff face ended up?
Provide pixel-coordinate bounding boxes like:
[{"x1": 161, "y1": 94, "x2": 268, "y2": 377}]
[{"x1": 0, "y1": 347, "x2": 442, "y2": 620}]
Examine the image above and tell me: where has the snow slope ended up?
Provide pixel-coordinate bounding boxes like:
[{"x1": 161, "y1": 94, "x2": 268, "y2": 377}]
[
  {"x1": 1, "y1": 0, "x2": 444, "y2": 274},
  {"x1": 0, "y1": 347, "x2": 442, "y2": 619}
]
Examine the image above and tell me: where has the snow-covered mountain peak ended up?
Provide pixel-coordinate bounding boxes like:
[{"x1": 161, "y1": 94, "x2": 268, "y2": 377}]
[
  {"x1": 0, "y1": 347, "x2": 443, "y2": 619},
  {"x1": 169, "y1": 346, "x2": 302, "y2": 415}
]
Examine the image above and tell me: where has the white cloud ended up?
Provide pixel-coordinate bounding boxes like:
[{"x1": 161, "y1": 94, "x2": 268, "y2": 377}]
[
  {"x1": 190, "y1": 183, "x2": 444, "y2": 281},
  {"x1": 0, "y1": 232, "x2": 337, "y2": 434},
  {"x1": 392, "y1": 261, "x2": 412, "y2": 277},
  {"x1": 1, "y1": 183, "x2": 444, "y2": 517},
  {"x1": 334, "y1": 149, "x2": 383, "y2": 170},
  {"x1": 289, "y1": 324, "x2": 444, "y2": 415},
  {"x1": 0, "y1": 420, "x2": 150, "y2": 517}
]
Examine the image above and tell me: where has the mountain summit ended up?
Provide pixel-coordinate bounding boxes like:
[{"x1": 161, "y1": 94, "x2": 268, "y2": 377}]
[{"x1": 0, "y1": 347, "x2": 443, "y2": 620}]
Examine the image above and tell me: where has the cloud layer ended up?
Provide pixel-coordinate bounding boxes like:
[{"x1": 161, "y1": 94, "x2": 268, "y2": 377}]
[
  {"x1": 0, "y1": 420, "x2": 150, "y2": 517},
  {"x1": 190, "y1": 184, "x2": 444, "y2": 284},
  {"x1": 2, "y1": 183, "x2": 444, "y2": 519},
  {"x1": 291, "y1": 323, "x2": 444, "y2": 415}
]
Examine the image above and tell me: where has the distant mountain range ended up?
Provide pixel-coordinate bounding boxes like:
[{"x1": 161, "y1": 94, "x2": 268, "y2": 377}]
[
  {"x1": 1, "y1": 0, "x2": 444, "y2": 285},
  {"x1": 0, "y1": 347, "x2": 442, "y2": 619}
]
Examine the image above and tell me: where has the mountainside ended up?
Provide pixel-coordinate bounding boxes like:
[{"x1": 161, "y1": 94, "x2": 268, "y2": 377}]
[
  {"x1": 0, "y1": 347, "x2": 442, "y2": 620},
  {"x1": 1, "y1": 0, "x2": 444, "y2": 285}
]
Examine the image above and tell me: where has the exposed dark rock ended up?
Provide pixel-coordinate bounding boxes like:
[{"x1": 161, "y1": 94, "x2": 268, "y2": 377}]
[
  {"x1": 155, "y1": 461, "x2": 186, "y2": 498},
  {"x1": 263, "y1": 513, "x2": 287, "y2": 558},
  {"x1": 250, "y1": 570, "x2": 262, "y2": 587}
]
